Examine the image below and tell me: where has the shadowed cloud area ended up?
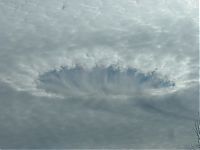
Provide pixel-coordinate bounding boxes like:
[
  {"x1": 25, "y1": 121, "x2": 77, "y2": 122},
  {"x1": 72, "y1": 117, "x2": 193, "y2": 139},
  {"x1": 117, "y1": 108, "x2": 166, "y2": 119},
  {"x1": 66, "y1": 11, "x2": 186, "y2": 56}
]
[
  {"x1": 0, "y1": 0, "x2": 199, "y2": 149},
  {"x1": 0, "y1": 81, "x2": 198, "y2": 148}
]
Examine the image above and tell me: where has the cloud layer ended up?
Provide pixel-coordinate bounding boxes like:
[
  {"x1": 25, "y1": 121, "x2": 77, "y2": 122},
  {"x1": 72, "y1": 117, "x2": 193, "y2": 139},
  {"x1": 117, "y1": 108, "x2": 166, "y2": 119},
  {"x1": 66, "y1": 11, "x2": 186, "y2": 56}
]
[{"x1": 0, "y1": 0, "x2": 198, "y2": 148}]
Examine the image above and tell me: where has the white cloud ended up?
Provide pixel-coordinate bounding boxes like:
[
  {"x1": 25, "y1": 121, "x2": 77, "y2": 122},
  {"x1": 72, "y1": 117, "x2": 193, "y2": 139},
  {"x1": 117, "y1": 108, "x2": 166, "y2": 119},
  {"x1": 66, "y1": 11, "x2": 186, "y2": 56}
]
[{"x1": 0, "y1": 0, "x2": 198, "y2": 97}]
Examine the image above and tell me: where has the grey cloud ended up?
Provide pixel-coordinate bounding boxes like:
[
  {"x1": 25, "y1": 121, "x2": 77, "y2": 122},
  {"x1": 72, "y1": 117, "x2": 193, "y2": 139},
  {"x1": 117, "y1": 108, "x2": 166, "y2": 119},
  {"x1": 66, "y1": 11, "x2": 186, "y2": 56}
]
[
  {"x1": 0, "y1": 81, "x2": 198, "y2": 148},
  {"x1": 0, "y1": 0, "x2": 198, "y2": 148}
]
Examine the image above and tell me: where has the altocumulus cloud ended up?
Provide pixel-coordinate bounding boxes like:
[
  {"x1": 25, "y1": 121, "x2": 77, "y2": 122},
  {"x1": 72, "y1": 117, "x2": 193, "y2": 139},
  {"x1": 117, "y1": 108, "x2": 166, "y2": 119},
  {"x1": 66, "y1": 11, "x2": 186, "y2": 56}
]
[{"x1": 0, "y1": 0, "x2": 198, "y2": 148}]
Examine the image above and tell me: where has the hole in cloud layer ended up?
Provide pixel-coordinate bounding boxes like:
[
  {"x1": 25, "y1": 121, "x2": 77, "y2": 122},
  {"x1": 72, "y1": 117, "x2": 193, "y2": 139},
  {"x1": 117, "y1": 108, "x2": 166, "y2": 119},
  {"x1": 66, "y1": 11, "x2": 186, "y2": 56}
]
[{"x1": 38, "y1": 65, "x2": 175, "y2": 98}]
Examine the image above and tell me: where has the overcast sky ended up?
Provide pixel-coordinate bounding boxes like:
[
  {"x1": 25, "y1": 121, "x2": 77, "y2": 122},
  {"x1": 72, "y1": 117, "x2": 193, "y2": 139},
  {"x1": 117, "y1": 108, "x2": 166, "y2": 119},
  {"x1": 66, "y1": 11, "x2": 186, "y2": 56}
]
[{"x1": 0, "y1": 0, "x2": 199, "y2": 149}]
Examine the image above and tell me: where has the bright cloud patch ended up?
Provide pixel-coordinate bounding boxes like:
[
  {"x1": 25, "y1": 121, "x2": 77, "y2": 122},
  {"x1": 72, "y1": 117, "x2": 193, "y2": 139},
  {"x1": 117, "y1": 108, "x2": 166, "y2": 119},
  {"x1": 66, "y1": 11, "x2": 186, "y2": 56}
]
[{"x1": 0, "y1": 0, "x2": 198, "y2": 97}]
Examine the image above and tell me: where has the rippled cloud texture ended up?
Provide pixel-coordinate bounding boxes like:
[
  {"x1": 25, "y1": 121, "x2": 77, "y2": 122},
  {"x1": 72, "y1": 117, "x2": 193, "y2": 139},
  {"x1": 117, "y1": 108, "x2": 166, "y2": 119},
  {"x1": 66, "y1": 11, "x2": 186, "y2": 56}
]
[{"x1": 0, "y1": 0, "x2": 199, "y2": 148}]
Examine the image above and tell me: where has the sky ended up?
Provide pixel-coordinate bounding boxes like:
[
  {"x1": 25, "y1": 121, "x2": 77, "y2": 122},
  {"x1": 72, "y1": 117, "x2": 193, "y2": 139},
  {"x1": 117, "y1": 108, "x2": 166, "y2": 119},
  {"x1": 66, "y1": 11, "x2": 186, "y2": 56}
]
[{"x1": 0, "y1": 0, "x2": 199, "y2": 149}]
